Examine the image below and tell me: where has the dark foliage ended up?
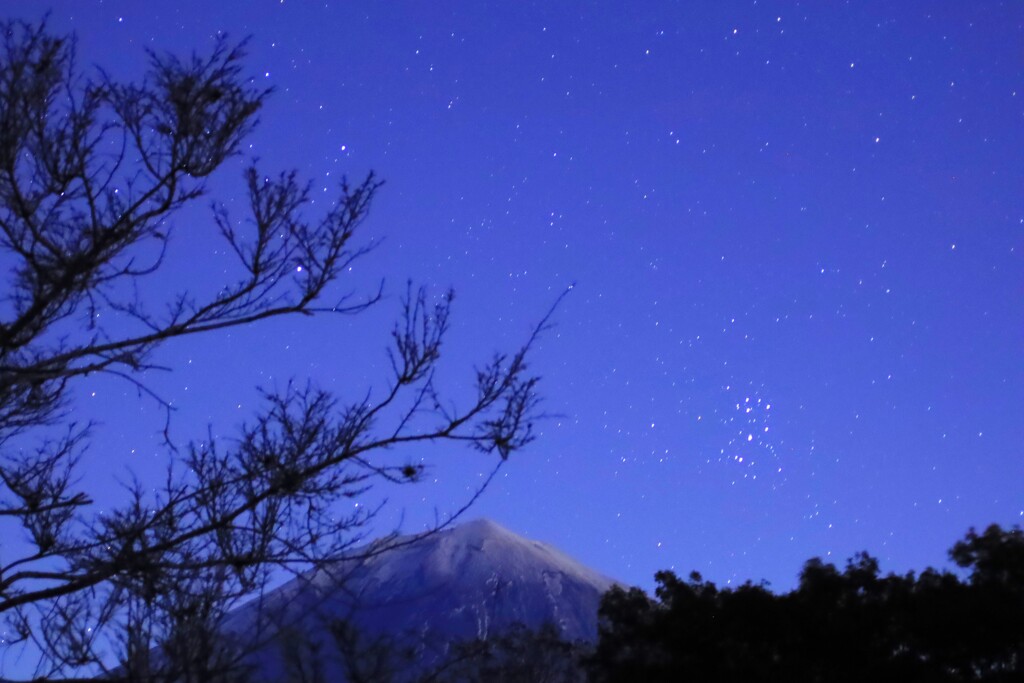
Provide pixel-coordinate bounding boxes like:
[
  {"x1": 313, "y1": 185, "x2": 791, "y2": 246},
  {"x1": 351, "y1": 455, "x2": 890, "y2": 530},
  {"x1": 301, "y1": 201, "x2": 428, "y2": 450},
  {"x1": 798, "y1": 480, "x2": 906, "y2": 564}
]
[{"x1": 590, "y1": 524, "x2": 1024, "y2": 683}]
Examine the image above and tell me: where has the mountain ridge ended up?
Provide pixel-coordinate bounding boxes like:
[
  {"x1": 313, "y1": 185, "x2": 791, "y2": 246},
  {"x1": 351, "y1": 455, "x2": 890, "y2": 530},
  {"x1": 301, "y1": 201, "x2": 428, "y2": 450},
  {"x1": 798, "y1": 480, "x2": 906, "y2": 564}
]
[{"x1": 228, "y1": 517, "x2": 616, "y2": 681}]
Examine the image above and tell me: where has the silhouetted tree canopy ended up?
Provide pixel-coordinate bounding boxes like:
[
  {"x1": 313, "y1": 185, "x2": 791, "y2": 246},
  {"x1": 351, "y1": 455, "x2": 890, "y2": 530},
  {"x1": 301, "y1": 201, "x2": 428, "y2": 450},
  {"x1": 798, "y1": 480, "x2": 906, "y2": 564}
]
[{"x1": 590, "y1": 524, "x2": 1024, "y2": 683}]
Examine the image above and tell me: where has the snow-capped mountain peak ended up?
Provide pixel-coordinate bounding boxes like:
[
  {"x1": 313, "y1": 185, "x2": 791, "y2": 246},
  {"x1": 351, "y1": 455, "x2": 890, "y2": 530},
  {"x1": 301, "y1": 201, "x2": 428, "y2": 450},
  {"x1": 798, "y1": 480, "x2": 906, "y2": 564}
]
[{"x1": 230, "y1": 518, "x2": 615, "y2": 681}]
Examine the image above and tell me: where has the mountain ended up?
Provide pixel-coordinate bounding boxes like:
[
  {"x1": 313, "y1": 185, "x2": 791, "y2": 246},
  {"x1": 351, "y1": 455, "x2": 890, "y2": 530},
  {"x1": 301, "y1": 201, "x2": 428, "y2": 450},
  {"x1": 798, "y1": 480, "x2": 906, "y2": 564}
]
[{"x1": 227, "y1": 518, "x2": 617, "y2": 681}]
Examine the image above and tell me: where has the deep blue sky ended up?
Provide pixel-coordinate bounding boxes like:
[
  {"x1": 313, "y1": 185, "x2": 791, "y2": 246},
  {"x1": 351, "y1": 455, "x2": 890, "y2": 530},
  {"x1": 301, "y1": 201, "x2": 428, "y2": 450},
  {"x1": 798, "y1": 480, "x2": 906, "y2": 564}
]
[{"x1": 19, "y1": 1, "x2": 1023, "y2": 592}]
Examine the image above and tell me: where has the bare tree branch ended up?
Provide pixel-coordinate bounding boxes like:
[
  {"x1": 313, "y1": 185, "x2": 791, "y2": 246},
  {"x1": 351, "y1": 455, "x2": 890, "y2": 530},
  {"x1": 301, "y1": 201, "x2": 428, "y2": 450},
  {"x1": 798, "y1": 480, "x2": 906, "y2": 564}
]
[{"x1": 0, "y1": 18, "x2": 563, "y2": 682}]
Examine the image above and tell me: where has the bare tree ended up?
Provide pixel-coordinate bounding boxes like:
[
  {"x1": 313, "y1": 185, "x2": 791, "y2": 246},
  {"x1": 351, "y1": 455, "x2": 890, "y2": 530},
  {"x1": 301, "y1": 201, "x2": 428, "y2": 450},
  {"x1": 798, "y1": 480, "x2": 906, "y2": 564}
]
[{"x1": 0, "y1": 19, "x2": 554, "y2": 681}]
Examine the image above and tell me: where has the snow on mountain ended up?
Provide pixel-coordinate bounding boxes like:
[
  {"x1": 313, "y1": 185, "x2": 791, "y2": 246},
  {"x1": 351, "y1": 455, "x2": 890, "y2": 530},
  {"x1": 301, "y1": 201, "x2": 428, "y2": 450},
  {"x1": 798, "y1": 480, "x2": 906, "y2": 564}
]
[{"x1": 227, "y1": 518, "x2": 617, "y2": 680}]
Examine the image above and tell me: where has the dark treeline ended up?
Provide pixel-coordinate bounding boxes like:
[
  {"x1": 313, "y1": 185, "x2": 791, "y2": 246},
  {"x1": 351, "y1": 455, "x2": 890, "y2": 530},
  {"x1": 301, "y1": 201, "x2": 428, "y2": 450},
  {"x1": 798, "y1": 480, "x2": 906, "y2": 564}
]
[{"x1": 588, "y1": 524, "x2": 1024, "y2": 683}]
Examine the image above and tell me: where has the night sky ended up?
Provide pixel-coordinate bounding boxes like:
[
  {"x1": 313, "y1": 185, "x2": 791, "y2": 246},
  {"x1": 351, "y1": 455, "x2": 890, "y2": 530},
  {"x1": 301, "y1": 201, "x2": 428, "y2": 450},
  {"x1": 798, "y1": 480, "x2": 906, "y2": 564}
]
[{"x1": 17, "y1": 1, "x2": 1022, "y2": 593}]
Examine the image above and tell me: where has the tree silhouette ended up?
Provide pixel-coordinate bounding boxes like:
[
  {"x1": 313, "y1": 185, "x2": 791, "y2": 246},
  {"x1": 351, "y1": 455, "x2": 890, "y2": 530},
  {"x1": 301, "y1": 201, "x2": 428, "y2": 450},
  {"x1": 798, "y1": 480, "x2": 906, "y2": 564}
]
[
  {"x1": 0, "y1": 18, "x2": 554, "y2": 681},
  {"x1": 590, "y1": 525, "x2": 1024, "y2": 683}
]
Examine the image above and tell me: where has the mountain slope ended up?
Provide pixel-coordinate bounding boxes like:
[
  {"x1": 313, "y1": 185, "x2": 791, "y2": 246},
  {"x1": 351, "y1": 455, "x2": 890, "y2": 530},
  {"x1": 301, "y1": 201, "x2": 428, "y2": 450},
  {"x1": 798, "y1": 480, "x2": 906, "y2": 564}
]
[{"x1": 229, "y1": 518, "x2": 616, "y2": 681}]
